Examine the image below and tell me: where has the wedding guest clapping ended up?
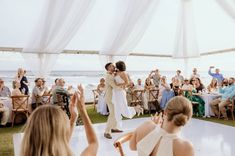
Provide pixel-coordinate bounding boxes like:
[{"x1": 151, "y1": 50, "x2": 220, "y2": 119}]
[{"x1": 20, "y1": 85, "x2": 98, "y2": 156}]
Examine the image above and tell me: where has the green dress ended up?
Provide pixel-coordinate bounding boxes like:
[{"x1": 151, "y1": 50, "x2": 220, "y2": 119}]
[{"x1": 184, "y1": 89, "x2": 205, "y2": 116}]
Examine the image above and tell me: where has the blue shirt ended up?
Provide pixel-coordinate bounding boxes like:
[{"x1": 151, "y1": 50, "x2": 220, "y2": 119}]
[
  {"x1": 208, "y1": 69, "x2": 224, "y2": 84},
  {"x1": 219, "y1": 84, "x2": 235, "y2": 100}
]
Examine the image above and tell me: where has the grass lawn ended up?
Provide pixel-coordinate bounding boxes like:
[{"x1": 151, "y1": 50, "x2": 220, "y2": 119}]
[{"x1": 0, "y1": 105, "x2": 234, "y2": 156}]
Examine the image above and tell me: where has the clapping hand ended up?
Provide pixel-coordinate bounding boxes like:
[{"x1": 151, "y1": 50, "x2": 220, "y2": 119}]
[
  {"x1": 75, "y1": 84, "x2": 85, "y2": 111},
  {"x1": 151, "y1": 112, "x2": 163, "y2": 126}
]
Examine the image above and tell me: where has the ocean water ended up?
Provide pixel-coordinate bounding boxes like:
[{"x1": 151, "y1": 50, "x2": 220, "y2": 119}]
[{"x1": 0, "y1": 70, "x2": 234, "y2": 102}]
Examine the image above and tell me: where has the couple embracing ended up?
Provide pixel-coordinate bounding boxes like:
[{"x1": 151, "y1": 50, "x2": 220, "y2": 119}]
[{"x1": 104, "y1": 61, "x2": 136, "y2": 139}]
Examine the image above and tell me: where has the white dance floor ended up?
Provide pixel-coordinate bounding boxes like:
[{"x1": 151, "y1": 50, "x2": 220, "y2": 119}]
[{"x1": 13, "y1": 118, "x2": 235, "y2": 156}]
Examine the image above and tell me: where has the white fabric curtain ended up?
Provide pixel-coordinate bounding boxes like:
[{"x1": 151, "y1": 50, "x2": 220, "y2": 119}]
[
  {"x1": 22, "y1": 0, "x2": 95, "y2": 77},
  {"x1": 216, "y1": 0, "x2": 235, "y2": 21},
  {"x1": 173, "y1": 0, "x2": 199, "y2": 58},
  {"x1": 99, "y1": 0, "x2": 160, "y2": 66}
]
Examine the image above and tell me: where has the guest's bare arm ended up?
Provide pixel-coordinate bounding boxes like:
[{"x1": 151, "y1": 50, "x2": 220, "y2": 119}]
[
  {"x1": 76, "y1": 85, "x2": 98, "y2": 156},
  {"x1": 129, "y1": 121, "x2": 156, "y2": 151},
  {"x1": 68, "y1": 94, "x2": 78, "y2": 139}
]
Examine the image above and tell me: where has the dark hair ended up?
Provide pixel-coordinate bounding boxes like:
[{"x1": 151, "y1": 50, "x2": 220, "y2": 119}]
[
  {"x1": 115, "y1": 61, "x2": 126, "y2": 71},
  {"x1": 105, "y1": 62, "x2": 112, "y2": 71},
  {"x1": 55, "y1": 78, "x2": 59, "y2": 84},
  {"x1": 35, "y1": 78, "x2": 42, "y2": 83}
]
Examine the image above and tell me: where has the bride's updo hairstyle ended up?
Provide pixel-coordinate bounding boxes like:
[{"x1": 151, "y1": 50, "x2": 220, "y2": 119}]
[
  {"x1": 116, "y1": 61, "x2": 126, "y2": 72},
  {"x1": 165, "y1": 96, "x2": 192, "y2": 127}
]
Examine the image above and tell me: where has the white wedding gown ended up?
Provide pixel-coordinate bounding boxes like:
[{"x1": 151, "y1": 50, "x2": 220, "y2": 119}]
[{"x1": 112, "y1": 75, "x2": 136, "y2": 129}]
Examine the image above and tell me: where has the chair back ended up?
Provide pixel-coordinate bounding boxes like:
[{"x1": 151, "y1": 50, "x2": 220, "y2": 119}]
[
  {"x1": 148, "y1": 89, "x2": 159, "y2": 102},
  {"x1": 130, "y1": 89, "x2": 144, "y2": 106},
  {"x1": 11, "y1": 95, "x2": 29, "y2": 111},
  {"x1": 113, "y1": 132, "x2": 133, "y2": 156},
  {"x1": 36, "y1": 94, "x2": 52, "y2": 106}
]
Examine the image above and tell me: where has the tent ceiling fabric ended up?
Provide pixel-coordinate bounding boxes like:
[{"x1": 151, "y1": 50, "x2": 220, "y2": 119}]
[{"x1": 0, "y1": 0, "x2": 235, "y2": 56}]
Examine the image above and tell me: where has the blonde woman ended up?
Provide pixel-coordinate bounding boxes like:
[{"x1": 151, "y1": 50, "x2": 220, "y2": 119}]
[
  {"x1": 20, "y1": 85, "x2": 98, "y2": 156},
  {"x1": 130, "y1": 96, "x2": 194, "y2": 156}
]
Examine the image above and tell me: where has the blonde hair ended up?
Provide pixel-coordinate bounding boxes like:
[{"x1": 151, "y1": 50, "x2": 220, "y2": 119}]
[
  {"x1": 165, "y1": 96, "x2": 192, "y2": 127},
  {"x1": 20, "y1": 105, "x2": 73, "y2": 156}
]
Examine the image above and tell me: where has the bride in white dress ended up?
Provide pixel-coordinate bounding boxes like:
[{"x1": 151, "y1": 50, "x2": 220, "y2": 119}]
[{"x1": 112, "y1": 61, "x2": 136, "y2": 129}]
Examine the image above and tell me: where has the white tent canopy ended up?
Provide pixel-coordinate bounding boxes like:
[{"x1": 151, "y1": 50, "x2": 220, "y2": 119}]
[{"x1": 0, "y1": 0, "x2": 234, "y2": 55}]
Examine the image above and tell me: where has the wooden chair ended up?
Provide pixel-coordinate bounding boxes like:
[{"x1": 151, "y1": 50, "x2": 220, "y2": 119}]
[
  {"x1": 35, "y1": 94, "x2": 52, "y2": 107},
  {"x1": 56, "y1": 93, "x2": 70, "y2": 118},
  {"x1": 130, "y1": 89, "x2": 145, "y2": 107},
  {"x1": 147, "y1": 89, "x2": 159, "y2": 114},
  {"x1": 92, "y1": 89, "x2": 99, "y2": 110},
  {"x1": 11, "y1": 95, "x2": 29, "y2": 127},
  {"x1": 218, "y1": 96, "x2": 235, "y2": 120},
  {"x1": 114, "y1": 132, "x2": 133, "y2": 156}
]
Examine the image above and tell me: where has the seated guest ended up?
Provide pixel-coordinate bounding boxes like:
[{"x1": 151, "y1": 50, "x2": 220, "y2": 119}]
[
  {"x1": 194, "y1": 77, "x2": 205, "y2": 93},
  {"x1": 97, "y1": 78, "x2": 108, "y2": 115},
  {"x1": 0, "y1": 78, "x2": 11, "y2": 97},
  {"x1": 208, "y1": 66, "x2": 224, "y2": 84},
  {"x1": 181, "y1": 79, "x2": 193, "y2": 91},
  {"x1": 0, "y1": 101, "x2": 10, "y2": 127},
  {"x1": 135, "y1": 78, "x2": 144, "y2": 90},
  {"x1": 207, "y1": 78, "x2": 218, "y2": 93},
  {"x1": 174, "y1": 70, "x2": 184, "y2": 85},
  {"x1": 148, "y1": 69, "x2": 161, "y2": 88},
  {"x1": 159, "y1": 76, "x2": 175, "y2": 110},
  {"x1": 190, "y1": 68, "x2": 200, "y2": 79},
  {"x1": 171, "y1": 78, "x2": 181, "y2": 96},
  {"x1": 185, "y1": 79, "x2": 205, "y2": 117},
  {"x1": 52, "y1": 78, "x2": 71, "y2": 104},
  {"x1": 31, "y1": 78, "x2": 49, "y2": 110},
  {"x1": 130, "y1": 96, "x2": 194, "y2": 156},
  {"x1": 51, "y1": 78, "x2": 60, "y2": 92},
  {"x1": 210, "y1": 77, "x2": 235, "y2": 120},
  {"x1": 20, "y1": 86, "x2": 98, "y2": 156},
  {"x1": 221, "y1": 78, "x2": 229, "y2": 87},
  {"x1": 12, "y1": 81, "x2": 24, "y2": 96},
  {"x1": 126, "y1": 81, "x2": 135, "y2": 106}
]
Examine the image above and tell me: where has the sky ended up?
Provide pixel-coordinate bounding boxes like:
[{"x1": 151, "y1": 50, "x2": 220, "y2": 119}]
[{"x1": 0, "y1": 0, "x2": 235, "y2": 73}]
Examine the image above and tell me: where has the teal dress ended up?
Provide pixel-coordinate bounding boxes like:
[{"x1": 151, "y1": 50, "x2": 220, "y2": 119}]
[{"x1": 184, "y1": 89, "x2": 205, "y2": 116}]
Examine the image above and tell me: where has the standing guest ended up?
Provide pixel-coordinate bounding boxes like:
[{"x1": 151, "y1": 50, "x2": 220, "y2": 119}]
[
  {"x1": 148, "y1": 69, "x2": 161, "y2": 88},
  {"x1": 210, "y1": 77, "x2": 235, "y2": 120},
  {"x1": 190, "y1": 68, "x2": 200, "y2": 79},
  {"x1": 0, "y1": 101, "x2": 10, "y2": 127},
  {"x1": 207, "y1": 78, "x2": 218, "y2": 93},
  {"x1": 208, "y1": 66, "x2": 224, "y2": 84},
  {"x1": 20, "y1": 86, "x2": 98, "y2": 156},
  {"x1": 97, "y1": 78, "x2": 108, "y2": 115},
  {"x1": 126, "y1": 81, "x2": 135, "y2": 106},
  {"x1": 159, "y1": 76, "x2": 175, "y2": 110},
  {"x1": 135, "y1": 79, "x2": 144, "y2": 90},
  {"x1": 194, "y1": 77, "x2": 205, "y2": 93},
  {"x1": 0, "y1": 79, "x2": 11, "y2": 97},
  {"x1": 143, "y1": 78, "x2": 155, "y2": 111},
  {"x1": 16, "y1": 68, "x2": 29, "y2": 95},
  {"x1": 130, "y1": 96, "x2": 194, "y2": 156},
  {"x1": 174, "y1": 70, "x2": 184, "y2": 85},
  {"x1": 158, "y1": 76, "x2": 171, "y2": 102},
  {"x1": 31, "y1": 78, "x2": 49, "y2": 110}
]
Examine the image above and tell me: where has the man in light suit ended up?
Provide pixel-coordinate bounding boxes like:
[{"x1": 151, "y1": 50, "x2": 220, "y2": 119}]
[{"x1": 104, "y1": 62, "x2": 123, "y2": 139}]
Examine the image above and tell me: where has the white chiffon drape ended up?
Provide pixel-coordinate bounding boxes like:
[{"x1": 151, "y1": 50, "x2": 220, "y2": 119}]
[
  {"x1": 99, "y1": 0, "x2": 160, "y2": 63},
  {"x1": 22, "y1": 0, "x2": 95, "y2": 77},
  {"x1": 173, "y1": 0, "x2": 199, "y2": 59},
  {"x1": 216, "y1": 0, "x2": 235, "y2": 21}
]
